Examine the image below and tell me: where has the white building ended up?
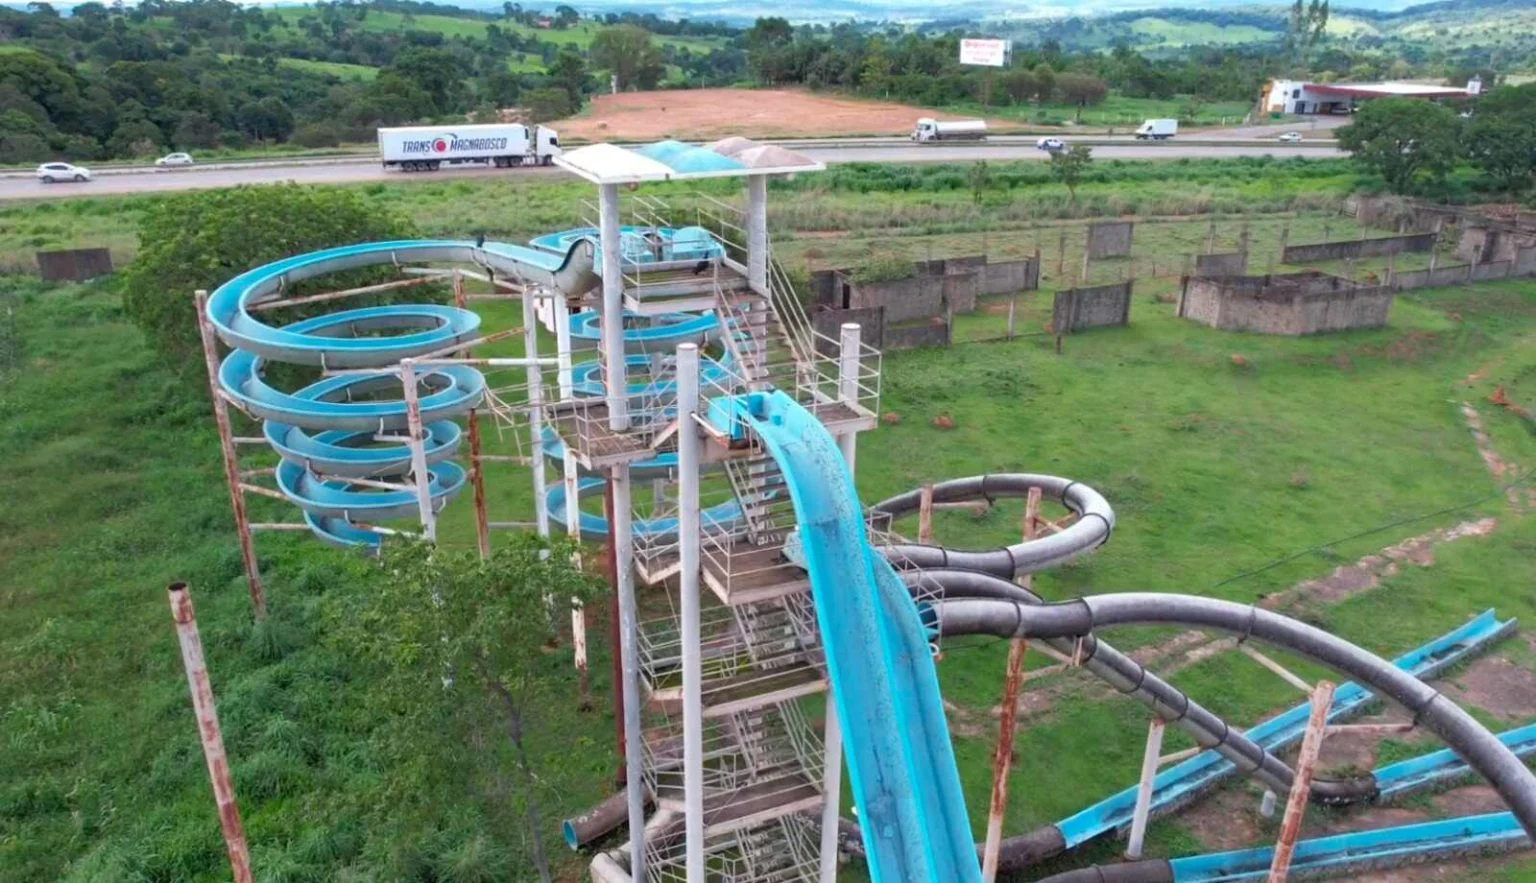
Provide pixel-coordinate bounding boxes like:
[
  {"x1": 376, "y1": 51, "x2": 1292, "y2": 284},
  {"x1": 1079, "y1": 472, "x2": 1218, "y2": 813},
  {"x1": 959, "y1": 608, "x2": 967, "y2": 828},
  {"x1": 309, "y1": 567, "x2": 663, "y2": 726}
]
[{"x1": 1261, "y1": 79, "x2": 1476, "y2": 115}]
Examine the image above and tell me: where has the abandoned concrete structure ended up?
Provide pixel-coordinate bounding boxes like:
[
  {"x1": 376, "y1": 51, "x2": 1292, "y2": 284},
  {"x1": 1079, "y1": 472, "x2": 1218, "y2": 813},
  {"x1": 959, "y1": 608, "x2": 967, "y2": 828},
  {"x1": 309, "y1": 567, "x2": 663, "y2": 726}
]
[{"x1": 1177, "y1": 271, "x2": 1394, "y2": 335}]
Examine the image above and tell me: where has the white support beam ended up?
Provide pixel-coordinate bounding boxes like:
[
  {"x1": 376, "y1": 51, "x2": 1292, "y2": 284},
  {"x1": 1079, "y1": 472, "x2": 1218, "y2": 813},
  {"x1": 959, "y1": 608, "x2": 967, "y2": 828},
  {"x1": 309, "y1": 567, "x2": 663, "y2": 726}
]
[
  {"x1": 599, "y1": 183, "x2": 628, "y2": 430},
  {"x1": 676, "y1": 343, "x2": 705, "y2": 882}
]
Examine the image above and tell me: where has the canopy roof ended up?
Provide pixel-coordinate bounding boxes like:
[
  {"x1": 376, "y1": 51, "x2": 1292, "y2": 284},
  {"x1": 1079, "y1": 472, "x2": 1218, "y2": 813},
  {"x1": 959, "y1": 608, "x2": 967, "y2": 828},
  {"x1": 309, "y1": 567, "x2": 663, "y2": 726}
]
[{"x1": 554, "y1": 137, "x2": 824, "y2": 185}]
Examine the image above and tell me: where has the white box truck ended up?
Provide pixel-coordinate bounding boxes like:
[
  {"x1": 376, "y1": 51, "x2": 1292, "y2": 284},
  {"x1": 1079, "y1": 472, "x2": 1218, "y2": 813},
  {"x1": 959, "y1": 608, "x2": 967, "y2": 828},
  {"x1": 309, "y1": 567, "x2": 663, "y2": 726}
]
[
  {"x1": 1134, "y1": 119, "x2": 1178, "y2": 140},
  {"x1": 377, "y1": 123, "x2": 562, "y2": 171},
  {"x1": 912, "y1": 118, "x2": 988, "y2": 142}
]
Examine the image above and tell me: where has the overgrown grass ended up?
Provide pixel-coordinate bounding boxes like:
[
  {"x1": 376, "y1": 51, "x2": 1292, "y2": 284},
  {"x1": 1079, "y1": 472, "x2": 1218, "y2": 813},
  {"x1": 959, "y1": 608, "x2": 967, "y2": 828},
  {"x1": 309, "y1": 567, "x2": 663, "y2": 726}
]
[{"x1": 2, "y1": 163, "x2": 1536, "y2": 879}]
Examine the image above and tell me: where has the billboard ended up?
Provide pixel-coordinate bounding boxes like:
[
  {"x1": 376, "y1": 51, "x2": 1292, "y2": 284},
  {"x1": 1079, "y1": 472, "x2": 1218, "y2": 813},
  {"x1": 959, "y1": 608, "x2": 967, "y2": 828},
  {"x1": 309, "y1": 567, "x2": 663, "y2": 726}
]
[{"x1": 959, "y1": 38, "x2": 1011, "y2": 68}]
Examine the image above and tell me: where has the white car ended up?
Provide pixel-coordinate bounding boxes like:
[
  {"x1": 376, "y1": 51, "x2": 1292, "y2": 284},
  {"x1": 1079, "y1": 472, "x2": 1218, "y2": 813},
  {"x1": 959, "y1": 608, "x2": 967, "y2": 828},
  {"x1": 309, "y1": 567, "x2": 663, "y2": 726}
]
[
  {"x1": 1036, "y1": 137, "x2": 1067, "y2": 152},
  {"x1": 36, "y1": 162, "x2": 91, "y2": 183},
  {"x1": 155, "y1": 152, "x2": 195, "y2": 167},
  {"x1": 1277, "y1": 131, "x2": 1303, "y2": 143}
]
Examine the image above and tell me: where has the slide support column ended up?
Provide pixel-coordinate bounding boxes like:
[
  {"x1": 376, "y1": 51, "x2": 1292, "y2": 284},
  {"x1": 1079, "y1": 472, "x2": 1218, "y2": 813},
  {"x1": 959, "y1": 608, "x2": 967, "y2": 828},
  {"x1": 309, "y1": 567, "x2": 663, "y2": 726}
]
[
  {"x1": 599, "y1": 182, "x2": 628, "y2": 430},
  {"x1": 677, "y1": 343, "x2": 705, "y2": 881}
]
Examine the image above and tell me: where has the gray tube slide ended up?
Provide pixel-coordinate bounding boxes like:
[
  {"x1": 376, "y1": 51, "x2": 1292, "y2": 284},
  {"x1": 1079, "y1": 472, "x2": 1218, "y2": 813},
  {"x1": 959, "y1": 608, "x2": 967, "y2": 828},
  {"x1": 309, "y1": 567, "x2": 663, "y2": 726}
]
[
  {"x1": 934, "y1": 594, "x2": 1536, "y2": 839},
  {"x1": 839, "y1": 570, "x2": 1377, "y2": 870},
  {"x1": 872, "y1": 475, "x2": 1114, "y2": 576}
]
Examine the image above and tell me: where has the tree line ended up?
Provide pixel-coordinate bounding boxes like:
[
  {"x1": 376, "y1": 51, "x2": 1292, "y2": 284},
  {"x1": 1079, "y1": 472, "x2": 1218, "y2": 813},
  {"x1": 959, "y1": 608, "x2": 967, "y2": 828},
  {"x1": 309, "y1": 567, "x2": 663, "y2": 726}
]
[
  {"x1": 1338, "y1": 85, "x2": 1536, "y2": 196},
  {"x1": 0, "y1": 0, "x2": 744, "y2": 162}
]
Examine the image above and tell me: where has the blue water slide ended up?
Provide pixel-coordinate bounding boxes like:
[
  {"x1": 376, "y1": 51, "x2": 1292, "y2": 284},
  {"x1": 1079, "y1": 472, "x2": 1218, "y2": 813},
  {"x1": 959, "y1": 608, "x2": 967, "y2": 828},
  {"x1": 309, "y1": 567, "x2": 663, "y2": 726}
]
[
  {"x1": 205, "y1": 235, "x2": 615, "y2": 548},
  {"x1": 1054, "y1": 609, "x2": 1517, "y2": 849},
  {"x1": 1374, "y1": 722, "x2": 1536, "y2": 801},
  {"x1": 720, "y1": 390, "x2": 982, "y2": 883},
  {"x1": 1168, "y1": 812, "x2": 1527, "y2": 881},
  {"x1": 565, "y1": 309, "x2": 723, "y2": 353}
]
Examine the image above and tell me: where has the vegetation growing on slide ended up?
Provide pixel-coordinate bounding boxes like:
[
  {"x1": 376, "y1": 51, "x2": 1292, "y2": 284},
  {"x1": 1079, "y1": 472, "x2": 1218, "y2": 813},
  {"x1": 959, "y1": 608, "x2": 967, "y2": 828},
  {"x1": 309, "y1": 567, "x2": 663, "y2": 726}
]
[{"x1": 120, "y1": 185, "x2": 427, "y2": 370}]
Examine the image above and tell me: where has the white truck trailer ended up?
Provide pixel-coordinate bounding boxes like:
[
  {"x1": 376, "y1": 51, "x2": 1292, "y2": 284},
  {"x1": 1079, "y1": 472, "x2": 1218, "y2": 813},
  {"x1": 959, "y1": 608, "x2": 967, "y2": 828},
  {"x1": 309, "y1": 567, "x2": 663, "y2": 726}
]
[
  {"x1": 911, "y1": 118, "x2": 988, "y2": 142},
  {"x1": 377, "y1": 123, "x2": 562, "y2": 171},
  {"x1": 1134, "y1": 119, "x2": 1178, "y2": 140}
]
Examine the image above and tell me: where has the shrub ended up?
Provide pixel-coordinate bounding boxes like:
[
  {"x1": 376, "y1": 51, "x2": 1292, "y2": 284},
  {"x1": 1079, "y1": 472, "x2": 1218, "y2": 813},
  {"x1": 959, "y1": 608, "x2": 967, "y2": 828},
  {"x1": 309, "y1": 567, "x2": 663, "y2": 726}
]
[
  {"x1": 120, "y1": 185, "x2": 424, "y2": 371},
  {"x1": 292, "y1": 122, "x2": 344, "y2": 149}
]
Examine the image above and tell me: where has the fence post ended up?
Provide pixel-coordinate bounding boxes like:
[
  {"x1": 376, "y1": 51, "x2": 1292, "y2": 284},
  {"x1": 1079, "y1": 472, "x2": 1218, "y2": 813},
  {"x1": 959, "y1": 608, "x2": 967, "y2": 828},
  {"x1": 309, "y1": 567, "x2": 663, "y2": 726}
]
[
  {"x1": 1125, "y1": 717, "x2": 1166, "y2": 860},
  {"x1": 168, "y1": 583, "x2": 255, "y2": 883},
  {"x1": 1267, "y1": 680, "x2": 1336, "y2": 883},
  {"x1": 918, "y1": 483, "x2": 935, "y2": 544},
  {"x1": 1057, "y1": 228, "x2": 1068, "y2": 280}
]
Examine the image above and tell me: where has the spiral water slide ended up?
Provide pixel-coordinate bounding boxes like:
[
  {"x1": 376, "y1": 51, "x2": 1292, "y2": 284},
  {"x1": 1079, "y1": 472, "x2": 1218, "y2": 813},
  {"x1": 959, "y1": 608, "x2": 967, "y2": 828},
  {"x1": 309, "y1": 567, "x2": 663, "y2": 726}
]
[{"x1": 205, "y1": 233, "x2": 725, "y2": 547}]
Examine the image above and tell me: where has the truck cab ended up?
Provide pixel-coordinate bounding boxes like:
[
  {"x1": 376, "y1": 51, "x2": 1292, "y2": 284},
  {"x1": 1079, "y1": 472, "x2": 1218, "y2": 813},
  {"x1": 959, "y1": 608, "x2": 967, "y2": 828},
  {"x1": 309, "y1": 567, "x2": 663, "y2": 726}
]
[
  {"x1": 535, "y1": 126, "x2": 562, "y2": 165},
  {"x1": 912, "y1": 118, "x2": 940, "y2": 142}
]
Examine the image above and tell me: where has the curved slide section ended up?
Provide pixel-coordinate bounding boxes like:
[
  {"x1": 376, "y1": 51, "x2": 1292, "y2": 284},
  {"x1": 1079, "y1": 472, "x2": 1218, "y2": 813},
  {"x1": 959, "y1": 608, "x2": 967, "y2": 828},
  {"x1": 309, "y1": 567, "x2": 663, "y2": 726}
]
[
  {"x1": 205, "y1": 234, "x2": 608, "y2": 547},
  {"x1": 722, "y1": 389, "x2": 983, "y2": 883}
]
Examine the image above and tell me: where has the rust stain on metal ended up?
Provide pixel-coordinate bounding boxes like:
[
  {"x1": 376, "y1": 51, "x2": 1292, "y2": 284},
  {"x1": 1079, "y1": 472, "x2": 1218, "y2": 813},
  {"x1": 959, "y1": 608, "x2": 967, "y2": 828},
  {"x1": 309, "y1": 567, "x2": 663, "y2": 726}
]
[
  {"x1": 194, "y1": 291, "x2": 266, "y2": 619},
  {"x1": 1267, "y1": 680, "x2": 1336, "y2": 883},
  {"x1": 168, "y1": 583, "x2": 254, "y2": 883}
]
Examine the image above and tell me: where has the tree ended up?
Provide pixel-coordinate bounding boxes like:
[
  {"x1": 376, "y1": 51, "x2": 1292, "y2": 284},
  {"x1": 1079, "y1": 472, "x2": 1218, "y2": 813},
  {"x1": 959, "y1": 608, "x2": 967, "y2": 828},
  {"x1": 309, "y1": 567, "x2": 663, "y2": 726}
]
[
  {"x1": 1031, "y1": 62, "x2": 1056, "y2": 103},
  {"x1": 1001, "y1": 69, "x2": 1036, "y2": 105},
  {"x1": 236, "y1": 96, "x2": 293, "y2": 142},
  {"x1": 1285, "y1": 0, "x2": 1329, "y2": 63},
  {"x1": 1049, "y1": 143, "x2": 1093, "y2": 202},
  {"x1": 552, "y1": 4, "x2": 578, "y2": 28},
  {"x1": 524, "y1": 86, "x2": 571, "y2": 124},
  {"x1": 384, "y1": 47, "x2": 464, "y2": 114},
  {"x1": 1056, "y1": 73, "x2": 1108, "y2": 121},
  {"x1": 591, "y1": 24, "x2": 665, "y2": 91},
  {"x1": 966, "y1": 160, "x2": 991, "y2": 205},
  {"x1": 338, "y1": 537, "x2": 601, "y2": 883},
  {"x1": 1466, "y1": 84, "x2": 1536, "y2": 193},
  {"x1": 545, "y1": 47, "x2": 587, "y2": 109},
  {"x1": 1337, "y1": 98, "x2": 1461, "y2": 194},
  {"x1": 172, "y1": 110, "x2": 219, "y2": 149},
  {"x1": 106, "y1": 116, "x2": 163, "y2": 156},
  {"x1": 121, "y1": 185, "x2": 423, "y2": 370}
]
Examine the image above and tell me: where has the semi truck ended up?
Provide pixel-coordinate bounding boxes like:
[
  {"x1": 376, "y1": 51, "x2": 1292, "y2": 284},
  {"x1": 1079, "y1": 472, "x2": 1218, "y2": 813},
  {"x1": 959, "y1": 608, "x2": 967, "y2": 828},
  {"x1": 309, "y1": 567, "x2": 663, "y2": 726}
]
[
  {"x1": 377, "y1": 123, "x2": 562, "y2": 171},
  {"x1": 1134, "y1": 119, "x2": 1178, "y2": 140},
  {"x1": 912, "y1": 118, "x2": 988, "y2": 142}
]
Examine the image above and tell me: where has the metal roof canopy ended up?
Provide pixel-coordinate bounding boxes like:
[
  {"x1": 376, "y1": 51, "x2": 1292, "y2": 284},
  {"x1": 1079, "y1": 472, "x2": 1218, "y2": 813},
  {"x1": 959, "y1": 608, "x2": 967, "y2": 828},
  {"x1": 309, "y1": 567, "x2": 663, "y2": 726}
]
[
  {"x1": 1305, "y1": 82, "x2": 1470, "y2": 99},
  {"x1": 554, "y1": 138, "x2": 825, "y2": 185}
]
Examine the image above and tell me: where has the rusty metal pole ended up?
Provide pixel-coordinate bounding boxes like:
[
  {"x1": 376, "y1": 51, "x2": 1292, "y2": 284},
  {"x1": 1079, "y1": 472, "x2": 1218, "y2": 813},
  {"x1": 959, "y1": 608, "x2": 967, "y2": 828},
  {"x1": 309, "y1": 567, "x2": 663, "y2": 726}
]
[
  {"x1": 1267, "y1": 680, "x2": 1336, "y2": 883},
  {"x1": 453, "y1": 274, "x2": 492, "y2": 559},
  {"x1": 981, "y1": 486, "x2": 1041, "y2": 882},
  {"x1": 1056, "y1": 228, "x2": 1067, "y2": 279},
  {"x1": 194, "y1": 290, "x2": 266, "y2": 620},
  {"x1": 168, "y1": 583, "x2": 254, "y2": 883}
]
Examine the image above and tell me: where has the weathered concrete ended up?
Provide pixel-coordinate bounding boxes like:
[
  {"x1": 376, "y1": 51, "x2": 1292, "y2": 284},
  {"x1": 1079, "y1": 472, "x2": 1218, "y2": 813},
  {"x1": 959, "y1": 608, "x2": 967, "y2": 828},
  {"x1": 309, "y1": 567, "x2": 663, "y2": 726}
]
[
  {"x1": 1052, "y1": 281, "x2": 1134, "y2": 333},
  {"x1": 884, "y1": 318, "x2": 951, "y2": 350},
  {"x1": 808, "y1": 268, "x2": 841, "y2": 309},
  {"x1": 36, "y1": 247, "x2": 113, "y2": 281},
  {"x1": 1195, "y1": 252, "x2": 1248, "y2": 276},
  {"x1": 1472, "y1": 260, "x2": 1513, "y2": 282},
  {"x1": 811, "y1": 306, "x2": 884, "y2": 353},
  {"x1": 943, "y1": 271, "x2": 979, "y2": 315},
  {"x1": 1282, "y1": 232, "x2": 1438, "y2": 264},
  {"x1": 1086, "y1": 221, "x2": 1135, "y2": 258},
  {"x1": 1179, "y1": 271, "x2": 1393, "y2": 335},
  {"x1": 836, "y1": 272, "x2": 944, "y2": 325},
  {"x1": 979, "y1": 259, "x2": 1039, "y2": 296}
]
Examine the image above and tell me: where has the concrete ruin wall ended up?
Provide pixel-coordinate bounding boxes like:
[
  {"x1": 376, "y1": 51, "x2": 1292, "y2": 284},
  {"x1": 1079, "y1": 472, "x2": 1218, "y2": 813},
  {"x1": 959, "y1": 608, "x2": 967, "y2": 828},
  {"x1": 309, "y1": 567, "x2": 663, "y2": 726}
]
[
  {"x1": 811, "y1": 306, "x2": 884, "y2": 354},
  {"x1": 1472, "y1": 261, "x2": 1514, "y2": 281},
  {"x1": 36, "y1": 248, "x2": 114, "y2": 282},
  {"x1": 943, "y1": 272, "x2": 979, "y2": 315},
  {"x1": 1282, "y1": 232, "x2": 1438, "y2": 264},
  {"x1": 1456, "y1": 226, "x2": 1536, "y2": 264},
  {"x1": 1195, "y1": 252, "x2": 1249, "y2": 276},
  {"x1": 807, "y1": 268, "x2": 841, "y2": 309},
  {"x1": 1178, "y1": 272, "x2": 1392, "y2": 335},
  {"x1": 978, "y1": 258, "x2": 1039, "y2": 296},
  {"x1": 884, "y1": 318, "x2": 951, "y2": 350},
  {"x1": 1086, "y1": 221, "x2": 1135, "y2": 258},
  {"x1": 838, "y1": 273, "x2": 942, "y2": 325},
  {"x1": 1052, "y1": 281, "x2": 1133, "y2": 333}
]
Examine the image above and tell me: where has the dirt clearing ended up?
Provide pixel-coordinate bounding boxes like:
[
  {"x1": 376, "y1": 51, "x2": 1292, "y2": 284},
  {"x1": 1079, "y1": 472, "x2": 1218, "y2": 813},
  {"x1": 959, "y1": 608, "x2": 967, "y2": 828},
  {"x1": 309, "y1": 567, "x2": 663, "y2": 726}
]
[{"x1": 552, "y1": 88, "x2": 1007, "y2": 141}]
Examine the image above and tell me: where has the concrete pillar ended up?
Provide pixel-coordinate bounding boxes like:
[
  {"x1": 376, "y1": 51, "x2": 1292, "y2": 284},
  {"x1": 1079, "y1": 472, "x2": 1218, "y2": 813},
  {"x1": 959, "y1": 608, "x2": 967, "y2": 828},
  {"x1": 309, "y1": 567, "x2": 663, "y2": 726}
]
[
  {"x1": 599, "y1": 183, "x2": 628, "y2": 430},
  {"x1": 522, "y1": 287, "x2": 550, "y2": 539},
  {"x1": 676, "y1": 344, "x2": 705, "y2": 882},
  {"x1": 747, "y1": 175, "x2": 769, "y2": 294},
  {"x1": 611, "y1": 465, "x2": 645, "y2": 878}
]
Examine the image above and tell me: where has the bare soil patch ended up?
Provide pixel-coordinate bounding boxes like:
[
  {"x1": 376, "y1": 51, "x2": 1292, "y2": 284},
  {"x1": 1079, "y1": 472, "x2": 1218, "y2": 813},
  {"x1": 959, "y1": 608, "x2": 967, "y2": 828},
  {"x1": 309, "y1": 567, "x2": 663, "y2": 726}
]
[
  {"x1": 1442, "y1": 655, "x2": 1536, "y2": 722},
  {"x1": 552, "y1": 88, "x2": 1009, "y2": 141}
]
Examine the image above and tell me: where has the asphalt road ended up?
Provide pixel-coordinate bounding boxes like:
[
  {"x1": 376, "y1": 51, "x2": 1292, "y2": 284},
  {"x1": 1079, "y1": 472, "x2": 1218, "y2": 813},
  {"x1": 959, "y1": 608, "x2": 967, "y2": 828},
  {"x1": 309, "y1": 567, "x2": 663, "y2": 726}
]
[{"x1": 0, "y1": 140, "x2": 1344, "y2": 202}]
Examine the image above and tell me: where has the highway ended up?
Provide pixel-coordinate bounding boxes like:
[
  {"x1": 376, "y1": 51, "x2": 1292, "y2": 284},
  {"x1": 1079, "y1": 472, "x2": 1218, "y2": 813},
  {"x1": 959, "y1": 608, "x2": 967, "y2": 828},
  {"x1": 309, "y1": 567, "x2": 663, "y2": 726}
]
[{"x1": 0, "y1": 139, "x2": 1344, "y2": 201}]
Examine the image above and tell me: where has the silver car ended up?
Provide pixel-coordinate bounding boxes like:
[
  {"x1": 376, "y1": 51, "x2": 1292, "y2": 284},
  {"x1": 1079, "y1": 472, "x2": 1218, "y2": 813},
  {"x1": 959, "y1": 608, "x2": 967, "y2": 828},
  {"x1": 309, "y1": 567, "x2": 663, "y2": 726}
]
[
  {"x1": 155, "y1": 152, "x2": 195, "y2": 167},
  {"x1": 36, "y1": 162, "x2": 91, "y2": 183}
]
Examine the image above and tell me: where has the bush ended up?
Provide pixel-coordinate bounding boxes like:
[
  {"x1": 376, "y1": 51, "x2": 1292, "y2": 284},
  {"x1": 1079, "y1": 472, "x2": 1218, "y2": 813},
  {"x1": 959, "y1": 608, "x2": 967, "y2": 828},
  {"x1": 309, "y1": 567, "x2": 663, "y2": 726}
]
[
  {"x1": 120, "y1": 185, "x2": 424, "y2": 371},
  {"x1": 292, "y1": 122, "x2": 344, "y2": 149}
]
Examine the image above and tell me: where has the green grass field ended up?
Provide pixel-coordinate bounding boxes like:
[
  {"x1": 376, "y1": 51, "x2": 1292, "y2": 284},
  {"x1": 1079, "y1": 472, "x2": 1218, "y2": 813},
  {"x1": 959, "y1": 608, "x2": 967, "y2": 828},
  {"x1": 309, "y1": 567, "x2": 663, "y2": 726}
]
[
  {"x1": 268, "y1": 7, "x2": 726, "y2": 55},
  {"x1": 2, "y1": 163, "x2": 1536, "y2": 880}
]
